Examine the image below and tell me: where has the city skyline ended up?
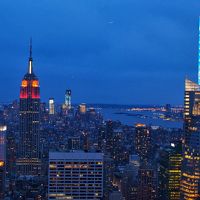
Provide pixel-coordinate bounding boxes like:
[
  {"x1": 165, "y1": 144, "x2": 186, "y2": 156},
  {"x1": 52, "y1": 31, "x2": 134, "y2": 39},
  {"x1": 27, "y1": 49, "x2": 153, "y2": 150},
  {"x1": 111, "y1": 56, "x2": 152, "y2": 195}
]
[
  {"x1": 1, "y1": 1, "x2": 200, "y2": 105},
  {"x1": 1, "y1": 2, "x2": 200, "y2": 199}
]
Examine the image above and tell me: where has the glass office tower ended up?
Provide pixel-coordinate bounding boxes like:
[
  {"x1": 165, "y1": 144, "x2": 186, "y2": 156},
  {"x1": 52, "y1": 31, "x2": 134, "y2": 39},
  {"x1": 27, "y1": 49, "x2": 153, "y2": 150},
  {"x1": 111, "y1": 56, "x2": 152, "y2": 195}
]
[{"x1": 180, "y1": 79, "x2": 200, "y2": 199}]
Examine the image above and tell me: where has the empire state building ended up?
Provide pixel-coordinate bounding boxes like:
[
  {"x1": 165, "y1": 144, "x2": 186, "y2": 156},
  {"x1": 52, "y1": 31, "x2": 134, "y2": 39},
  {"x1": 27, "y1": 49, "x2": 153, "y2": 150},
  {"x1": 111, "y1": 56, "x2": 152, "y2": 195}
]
[{"x1": 16, "y1": 41, "x2": 41, "y2": 176}]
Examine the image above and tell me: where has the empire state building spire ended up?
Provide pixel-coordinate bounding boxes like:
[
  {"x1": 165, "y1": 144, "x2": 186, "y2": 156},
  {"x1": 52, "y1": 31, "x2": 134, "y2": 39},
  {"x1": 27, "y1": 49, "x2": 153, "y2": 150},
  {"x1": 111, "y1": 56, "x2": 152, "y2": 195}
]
[
  {"x1": 17, "y1": 40, "x2": 41, "y2": 176},
  {"x1": 28, "y1": 38, "x2": 33, "y2": 74}
]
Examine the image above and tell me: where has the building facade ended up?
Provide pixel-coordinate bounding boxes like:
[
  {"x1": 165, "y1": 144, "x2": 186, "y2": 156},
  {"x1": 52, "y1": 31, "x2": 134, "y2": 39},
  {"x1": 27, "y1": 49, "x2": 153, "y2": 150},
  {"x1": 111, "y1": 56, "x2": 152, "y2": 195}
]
[
  {"x1": 48, "y1": 152, "x2": 104, "y2": 200},
  {"x1": 180, "y1": 79, "x2": 200, "y2": 199},
  {"x1": 134, "y1": 123, "x2": 152, "y2": 163},
  {"x1": 49, "y1": 98, "x2": 55, "y2": 115},
  {"x1": 65, "y1": 89, "x2": 72, "y2": 110},
  {"x1": 159, "y1": 143, "x2": 182, "y2": 200},
  {"x1": 68, "y1": 137, "x2": 80, "y2": 151},
  {"x1": 137, "y1": 167, "x2": 157, "y2": 200}
]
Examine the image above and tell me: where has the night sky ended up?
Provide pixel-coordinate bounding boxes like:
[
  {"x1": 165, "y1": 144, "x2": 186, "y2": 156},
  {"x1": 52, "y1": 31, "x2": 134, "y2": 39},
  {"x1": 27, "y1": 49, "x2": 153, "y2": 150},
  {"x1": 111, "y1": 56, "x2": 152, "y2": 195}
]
[{"x1": 0, "y1": 0, "x2": 200, "y2": 105}]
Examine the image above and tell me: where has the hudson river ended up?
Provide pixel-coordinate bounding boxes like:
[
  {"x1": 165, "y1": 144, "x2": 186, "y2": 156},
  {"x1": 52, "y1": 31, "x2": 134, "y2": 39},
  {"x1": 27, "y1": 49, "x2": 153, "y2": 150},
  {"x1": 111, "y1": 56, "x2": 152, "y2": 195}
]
[{"x1": 100, "y1": 108, "x2": 182, "y2": 129}]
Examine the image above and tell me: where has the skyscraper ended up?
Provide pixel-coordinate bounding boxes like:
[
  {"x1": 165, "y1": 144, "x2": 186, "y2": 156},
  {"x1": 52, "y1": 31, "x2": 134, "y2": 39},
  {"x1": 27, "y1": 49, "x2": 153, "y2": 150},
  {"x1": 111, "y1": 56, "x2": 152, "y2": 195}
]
[
  {"x1": 49, "y1": 98, "x2": 55, "y2": 115},
  {"x1": 180, "y1": 18, "x2": 200, "y2": 199},
  {"x1": 0, "y1": 125, "x2": 6, "y2": 198},
  {"x1": 134, "y1": 123, "x2": 152, "y2": 163},
  {"x1": 62, "y1": 89, "x2": 72, "y2": 114},
  {"x1": 79, "y1": 103, "x2": 87, "y2": 114},
  {"x1": 65, "y1": 89, "x2": 72, "y2": 109},
  {"x1": 198, "y1": 17, "x2": 200, "y2": 85},
  {"x1": 159, "y1": 143, "x2": 182, "y2": 200},
  {"x1": 16, "y1": 41, "x2": 41, "y2": 176},
  {"x1": 180, "y1": 79, "x2": 200, "y2": 199}
]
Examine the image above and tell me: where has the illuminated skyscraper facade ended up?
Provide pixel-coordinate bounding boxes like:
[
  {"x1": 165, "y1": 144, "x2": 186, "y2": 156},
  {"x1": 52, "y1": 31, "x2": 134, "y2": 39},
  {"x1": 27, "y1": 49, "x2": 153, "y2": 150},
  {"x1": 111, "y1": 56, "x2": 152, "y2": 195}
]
[
  {"x1": 180, "y1": 79, "x2": 200, "y2": 199},
  {"x1": 62, "y1": 89, "x2": 72, "y2": 114},
  {"x1": 159, "y1": 143, "x2": 182, "y2": 200},
  {"x1": 49, "y1": 98, "x2": 55, "y2": 115},
  {"x1": 16, "y1": 42, "x2": 41, "y2": 176},
  {"x1": 65, "y1": 89, "x2": 71, "y2": 109}
]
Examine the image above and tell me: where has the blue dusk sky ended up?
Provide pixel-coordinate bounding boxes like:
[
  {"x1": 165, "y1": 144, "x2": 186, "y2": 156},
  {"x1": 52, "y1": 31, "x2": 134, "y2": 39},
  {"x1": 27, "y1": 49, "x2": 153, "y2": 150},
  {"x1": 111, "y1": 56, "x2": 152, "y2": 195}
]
[{"x1": 0, "y1": 0, "x2": 200, "y2": 105}]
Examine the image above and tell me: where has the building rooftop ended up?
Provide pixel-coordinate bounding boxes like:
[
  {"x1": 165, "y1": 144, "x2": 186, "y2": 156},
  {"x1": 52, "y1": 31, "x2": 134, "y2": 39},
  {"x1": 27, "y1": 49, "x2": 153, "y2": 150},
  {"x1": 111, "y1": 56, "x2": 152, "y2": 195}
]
[{"x1": 49, "y1": 151, "x2": 103, "y2": 160}]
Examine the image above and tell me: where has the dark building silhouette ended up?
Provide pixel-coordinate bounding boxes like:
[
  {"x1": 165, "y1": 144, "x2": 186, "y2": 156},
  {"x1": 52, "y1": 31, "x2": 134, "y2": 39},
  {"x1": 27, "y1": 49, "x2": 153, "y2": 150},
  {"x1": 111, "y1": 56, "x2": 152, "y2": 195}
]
[
  {"x1": 137, "y1": 166, "x2": 157, "y2": 200},
  {"x1": 68, "y1": 136, "x2": 80, "y2": 150},
  {"x1": 0, "y1": 125, "x2": 6, "y2": 198},
  {"x1": 105, "y1": 121, "x2": 114, "y2": 154}
]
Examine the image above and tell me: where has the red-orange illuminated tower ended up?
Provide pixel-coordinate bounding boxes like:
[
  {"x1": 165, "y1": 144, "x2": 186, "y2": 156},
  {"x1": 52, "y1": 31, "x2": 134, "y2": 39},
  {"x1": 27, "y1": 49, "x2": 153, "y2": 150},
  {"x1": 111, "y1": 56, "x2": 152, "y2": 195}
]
[{"x1": 16, "y1": 40, "x2": 41, "y2": 176}]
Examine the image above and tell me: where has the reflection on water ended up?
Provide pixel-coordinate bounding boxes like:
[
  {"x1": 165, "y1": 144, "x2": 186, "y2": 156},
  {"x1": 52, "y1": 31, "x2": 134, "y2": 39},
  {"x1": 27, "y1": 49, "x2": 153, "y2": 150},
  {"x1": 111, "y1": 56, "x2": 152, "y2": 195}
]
[{"x1": 100, "y1": 108, "x2": 183, "y2": 129}]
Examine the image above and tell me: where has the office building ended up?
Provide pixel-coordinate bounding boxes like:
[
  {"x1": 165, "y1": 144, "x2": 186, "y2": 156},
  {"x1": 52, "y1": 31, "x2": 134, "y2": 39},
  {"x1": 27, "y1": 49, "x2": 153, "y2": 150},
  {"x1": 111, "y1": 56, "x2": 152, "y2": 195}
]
[
  {"x1": 65, "y1": 89, "x2": 72, "y2": 110},
  {"x1": 180, "y1": 79, "x2": 200, "y2": 199},
  {"x1": 159, "y1": 143, "x2": 182, "y2": 200},
  {"x1": 16, "y1": 41, "x2": 41, "y2": 176},
  {"x1": 0, "y1": 125, "x2": 6, "y2": 198},
  {"x1": 49, "y1": 98, "x2": 55, "y2": 115},
  {"x1": 48, "y1": 152, "x2": 104, "y2": 200},
  {"x1": 180, "y1": 19, "x2": 200, "y2": 199},
  {"x1": 79, "y1": 103, "x2": 87, "y2": 114}
]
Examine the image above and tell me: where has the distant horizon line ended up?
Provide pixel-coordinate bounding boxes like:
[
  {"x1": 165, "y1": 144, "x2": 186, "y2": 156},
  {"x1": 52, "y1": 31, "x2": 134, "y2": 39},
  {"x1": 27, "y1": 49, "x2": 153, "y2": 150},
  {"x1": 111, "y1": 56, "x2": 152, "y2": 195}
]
[{"x1": 0, "y1": 100, "x2": 183, "y2": 107}]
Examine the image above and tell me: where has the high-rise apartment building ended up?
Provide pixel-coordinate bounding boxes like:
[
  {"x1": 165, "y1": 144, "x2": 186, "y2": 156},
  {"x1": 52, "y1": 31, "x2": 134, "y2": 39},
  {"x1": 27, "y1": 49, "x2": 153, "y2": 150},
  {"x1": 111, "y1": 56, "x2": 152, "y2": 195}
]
[
  {"x1": 134, "y1": 123, "x2": 152, "y2": 162},
  {"x1": 48, "y1": 152, "x2": 104, "y2": 200},
  {"x1": 16, "y1": 41, "x2": 41, "y2": 176}
]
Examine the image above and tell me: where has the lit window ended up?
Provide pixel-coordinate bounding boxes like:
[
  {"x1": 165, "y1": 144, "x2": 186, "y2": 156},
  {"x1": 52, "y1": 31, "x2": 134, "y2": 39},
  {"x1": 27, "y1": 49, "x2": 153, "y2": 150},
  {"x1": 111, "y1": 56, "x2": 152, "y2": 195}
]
[
  {"x1": 32, "y1": 80, "x2": 39, "y2": 87},
  {"x1": 21, "y1": 80, "x2": 28, "y2": 87}
]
